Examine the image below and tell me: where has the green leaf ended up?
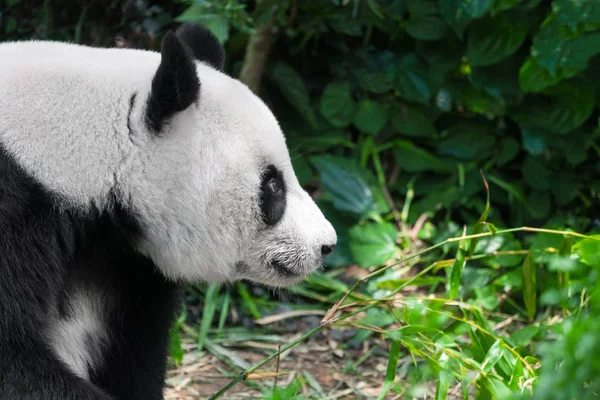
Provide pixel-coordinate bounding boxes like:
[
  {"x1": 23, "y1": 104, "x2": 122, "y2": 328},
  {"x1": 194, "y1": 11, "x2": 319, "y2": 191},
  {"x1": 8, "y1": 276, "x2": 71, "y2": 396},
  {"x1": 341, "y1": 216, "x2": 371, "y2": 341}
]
[
  {"x1": 305, "y1": 272, "x2": 350, "y2": 293},
  {"x1": 311, "y1": 155, "x2": 389, "y2": 216},
  {"x1": 521, "y1": 156, "x2": 550, "y2": 190},
  {"x1": 449, "y1": 232, "x2": 468, "y2": 299},
  {"x1": 488, "y1": 174, "x2": 527, "y2": 203},
  {"x1": 349, "y1": 222, "x2": 398, "y2": 268},
  {"x1": 269, "y1": 62, "x2": 317, "y2": 127},
  {"x1": 491, "y1": 0, "x2": 524, "y2": 14},
  {"x1": 532, "y1": 18, "x2": 600, "y2": 76},
  {"x1": 405, "y1": 0, "x2": 448, "y2": 41},
  {"x1": 475, "y1": 286, "x2": 500, "y2": 310},
  {"x1": 480, "y1": 377, "x2": 514, "y2": 399},
  {"x1": 236, "y1": 282, "x2": 261, "y2": 320},
  {"x1": 319, "y1": 82, "x2": 356, "y2": 128},
  {"x1": 470, "y1": 55, "x2": 524, "y2": 100},
  {"x1": 394, "y1": 140, "x2": 449, "y2": 172},
  {"x1": 519, "y1": 57, "x2": 579, "y2": 93},
  {"x1": 513, "y1": 78, "x2": 597, "y2": 136},
  {"x1": 328, "y1": 14, "x2": 363, "y2": 36},
  {"x1": 573, "y1": 235, "x2": 600, "y2": 266},
  {"x1": 563, "y1": 133, "x2": 593, "y2": 166},
  {"x1": 467, "y1": 14, "x2": 528, "y2": 66},
  {"x1": 440, "y1": 0, "x2": 495, "y2": 37},
  {"x1": 461, "y1": 0, "x2": 496, "y2": 17},
  {"x1": 445, "y1": 80, "x2": 504, "y2": 115},
  {"x1": 198, "y1": 283, "x2": 221, "y2": 351},
  {"x1": 478, "y1": 236, "x2": 524, "y2": 268},
  {"x1": 530, "y1": 228, "x2": 566, "y2": 263},
  {"x1": 353, "y1": 99, "x2": 388, "y2": 135},
  {"x1": 481, "y1": 339, "x2": 506, "y2": 373},
  {"x1": 510, "y1": 324, "x2": 540, "y2": 347},
  {"x1": 495, "y1": 137, "x2": 520, "y2": 165},
  {"x1": 554, "y1": 0, "x2": 600, "y2": 29},
  {"x1": 396, "y1": 53, "x2": 432, "y2": 104},
  {"x1": 418, "y1": 38, "x2": 463, "y2": 82},
  {"x1": 169, "y1": 327, "x2": 184, "y2": 365},
  {"x1": 435, "y1": 354, "x2": 450, "y2": 400},
  {"x1": 389, "y1": 103, "x2": 437, "y2": 137},
  {"x1": 437, "y1": 123, "x2": 496, "y2": 160},
  {"x1": 378, "y1": 340, "x2": 401, "y2": 400},
  {"x1": 264, "y1": 379, "x2": 304, "y2": 400},
  {"x1": 522, "y1": 253, "x2": 537, "y2": 322},
  {"x1": 527, "y1": 190, "x2": 551, "y2": 219},
  {"x1": 509, "y1": 359, "x2": 525, "y2": 391},
  {"x1": 520, "y1": 129, "x2": 548, "y2": 155},
  {"x1": 353, "y1": 51, "x2": 399, "y2": 94},
  {"x1": 169, "y1": 305, "x2": 186, "y2": 365},
  {"x1": 559, "y1": 236, "x2": 573, "y2": 257},
  {"x1": 551, "y1": 174, "x2": 581, "y2": 206},
  {"x1": 4, "y1": 17, "x2": 17, "y2": 34}
]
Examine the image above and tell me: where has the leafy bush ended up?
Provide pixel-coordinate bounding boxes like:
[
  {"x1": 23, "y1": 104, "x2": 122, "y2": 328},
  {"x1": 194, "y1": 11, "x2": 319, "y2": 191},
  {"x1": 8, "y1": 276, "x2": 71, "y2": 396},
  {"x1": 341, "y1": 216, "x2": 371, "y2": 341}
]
[{"x1": 227, "y1": 0, "x2": 600, "y2": 272}]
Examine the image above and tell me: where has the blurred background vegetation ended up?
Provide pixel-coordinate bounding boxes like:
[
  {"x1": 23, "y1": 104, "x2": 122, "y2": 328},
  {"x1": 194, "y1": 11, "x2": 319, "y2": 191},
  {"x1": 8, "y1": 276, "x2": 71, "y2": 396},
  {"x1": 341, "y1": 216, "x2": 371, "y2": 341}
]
[{"x1": 2, "y1": 0, "x2": 600, "y2": 399}]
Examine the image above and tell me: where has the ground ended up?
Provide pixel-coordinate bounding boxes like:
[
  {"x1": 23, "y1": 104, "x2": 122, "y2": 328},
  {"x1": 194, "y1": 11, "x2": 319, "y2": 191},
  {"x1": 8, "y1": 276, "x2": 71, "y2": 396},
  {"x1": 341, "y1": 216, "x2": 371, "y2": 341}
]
[{"x1": 163, "y1": 324, "x2": 395, "y2": 399}]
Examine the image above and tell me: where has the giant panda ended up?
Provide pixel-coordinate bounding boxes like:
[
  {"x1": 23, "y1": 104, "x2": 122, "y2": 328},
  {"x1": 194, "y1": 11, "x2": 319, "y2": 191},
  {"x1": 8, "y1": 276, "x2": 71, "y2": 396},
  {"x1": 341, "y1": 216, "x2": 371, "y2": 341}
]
[{"x1": 0, "y1": 23, "x2": 336, "y2": 400}]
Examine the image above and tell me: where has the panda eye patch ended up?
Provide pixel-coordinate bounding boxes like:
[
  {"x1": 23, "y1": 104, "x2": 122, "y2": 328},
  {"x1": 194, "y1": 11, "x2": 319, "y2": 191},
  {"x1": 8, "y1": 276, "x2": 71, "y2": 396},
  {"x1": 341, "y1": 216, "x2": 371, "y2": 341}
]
[{"x1": 259, "y1": 165, "x2": 286, "y2": 226}]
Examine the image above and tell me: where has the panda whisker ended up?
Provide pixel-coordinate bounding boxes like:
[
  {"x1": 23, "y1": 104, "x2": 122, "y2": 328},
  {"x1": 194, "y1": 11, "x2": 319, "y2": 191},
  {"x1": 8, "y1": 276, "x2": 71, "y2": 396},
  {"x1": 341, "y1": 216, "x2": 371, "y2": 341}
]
[{"x1": 286, "y1": 141, "x2": 307, "y2": 156}]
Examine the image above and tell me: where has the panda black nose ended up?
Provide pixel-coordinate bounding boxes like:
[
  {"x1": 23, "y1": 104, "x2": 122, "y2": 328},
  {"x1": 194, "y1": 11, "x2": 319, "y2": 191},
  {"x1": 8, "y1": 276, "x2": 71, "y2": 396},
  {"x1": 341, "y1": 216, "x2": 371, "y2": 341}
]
[{"x1": 321, "y1": 245, "x2": 336, "y2": 257}]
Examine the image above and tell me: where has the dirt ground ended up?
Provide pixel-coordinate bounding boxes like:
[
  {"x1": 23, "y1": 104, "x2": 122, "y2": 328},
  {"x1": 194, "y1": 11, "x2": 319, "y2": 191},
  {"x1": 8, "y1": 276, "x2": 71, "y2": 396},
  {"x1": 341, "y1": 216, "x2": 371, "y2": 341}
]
[{"x1": 163, "y1": 332, "x2": 393, "y2": 400}]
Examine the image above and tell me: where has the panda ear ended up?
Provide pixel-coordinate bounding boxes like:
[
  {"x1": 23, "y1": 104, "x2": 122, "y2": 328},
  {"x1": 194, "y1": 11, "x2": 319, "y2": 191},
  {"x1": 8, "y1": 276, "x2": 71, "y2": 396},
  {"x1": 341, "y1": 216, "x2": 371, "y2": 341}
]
[
  {"x1": 146, "y1": 31, "x2": 200, "y2": 133},
  {"x1": 175, "y1": 23, "x2": 225, "y2": 71}
]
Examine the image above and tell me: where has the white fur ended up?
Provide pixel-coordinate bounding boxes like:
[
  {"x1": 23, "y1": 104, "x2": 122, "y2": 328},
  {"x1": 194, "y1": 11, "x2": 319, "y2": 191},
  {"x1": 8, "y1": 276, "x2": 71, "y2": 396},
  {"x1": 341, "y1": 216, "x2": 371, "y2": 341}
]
[
  {"x1": 0, "y1": 40, "x2": 336, "y2": 287},
  {"x1": 48, "y1": 291, "x2": 109, "y2": 379}
]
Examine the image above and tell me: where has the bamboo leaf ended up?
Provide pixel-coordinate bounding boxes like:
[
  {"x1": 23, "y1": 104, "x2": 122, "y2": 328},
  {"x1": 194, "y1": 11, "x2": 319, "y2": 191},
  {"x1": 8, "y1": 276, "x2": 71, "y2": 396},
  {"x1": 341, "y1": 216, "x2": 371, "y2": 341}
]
[
  {"x1": 468, "y1": 171, "x2": 491, "y2": 256},
  {"x1": 522, "y1": 253, "x2": 537, "y2": 322},
  {"x1": 378, "y1": 340, "x2": 401, "y2": 400},
  {"x1": 449, "y1": 227, "x2": 468, "y2": 299},
  {"x1": 198, "y1": 283, "x2": 221, "y2": 351}
]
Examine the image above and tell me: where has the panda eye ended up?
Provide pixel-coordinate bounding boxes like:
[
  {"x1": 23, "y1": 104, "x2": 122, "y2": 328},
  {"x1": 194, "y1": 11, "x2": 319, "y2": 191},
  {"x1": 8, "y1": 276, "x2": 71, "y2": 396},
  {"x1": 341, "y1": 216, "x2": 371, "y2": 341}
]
[
  {"x1": 259, "y1": 165, "x2": 287, "y2": 227},
  {"x1": 268, "y1": 179, "x2": 280, "y2": 194}
]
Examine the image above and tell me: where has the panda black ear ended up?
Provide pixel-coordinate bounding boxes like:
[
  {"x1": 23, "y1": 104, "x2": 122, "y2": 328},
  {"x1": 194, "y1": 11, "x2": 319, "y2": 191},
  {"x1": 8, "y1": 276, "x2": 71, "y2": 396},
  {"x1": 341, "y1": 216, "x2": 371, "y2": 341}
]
[
  {"x1": 146, "y1": 31, "x2": 200, "y2": 133},
  {"x1": 175, "y1": 23, "x2": 225, "y2": 71}
]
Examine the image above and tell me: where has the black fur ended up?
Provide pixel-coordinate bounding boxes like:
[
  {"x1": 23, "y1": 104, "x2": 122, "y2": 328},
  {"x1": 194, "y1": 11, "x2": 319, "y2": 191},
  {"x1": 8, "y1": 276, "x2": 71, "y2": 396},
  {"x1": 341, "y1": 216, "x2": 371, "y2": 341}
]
[
  {"x1": 175, "y1": 23, "x2": 225, "y2": 71},
  {"x1": 259, "y1": 165, "x2": 287, "y2": 227},
  {"x1": 145, "y1": 31, "x2": 200, "y2": 133},
  {"x1": 0, "y1": 146, "x2": 181, "y2": 400}
]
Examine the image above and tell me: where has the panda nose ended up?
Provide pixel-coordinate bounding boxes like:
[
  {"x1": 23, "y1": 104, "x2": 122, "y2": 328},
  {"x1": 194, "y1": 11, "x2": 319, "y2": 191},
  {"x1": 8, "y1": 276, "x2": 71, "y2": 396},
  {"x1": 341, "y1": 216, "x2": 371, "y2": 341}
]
[{"x1": 321, "y1": 244, "x2": 336, "y2": 257}]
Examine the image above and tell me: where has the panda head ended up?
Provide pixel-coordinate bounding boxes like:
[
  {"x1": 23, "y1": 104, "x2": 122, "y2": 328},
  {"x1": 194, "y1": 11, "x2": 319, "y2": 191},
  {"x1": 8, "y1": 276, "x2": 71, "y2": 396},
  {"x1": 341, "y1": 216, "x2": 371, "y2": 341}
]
[{"x1": 118, "y1": 24, "x2": 337, "y2": 287}]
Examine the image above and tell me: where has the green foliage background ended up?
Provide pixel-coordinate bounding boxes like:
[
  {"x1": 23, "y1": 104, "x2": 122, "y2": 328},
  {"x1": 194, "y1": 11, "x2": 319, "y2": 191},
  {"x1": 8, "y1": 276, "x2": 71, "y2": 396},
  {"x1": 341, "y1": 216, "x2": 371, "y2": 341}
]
[
  {"x1": 3, "y1": 0, "x2": 598, "y2": 266},
  {"x1": 2, "y1": 0, "x2": 600, "y2": 398}
]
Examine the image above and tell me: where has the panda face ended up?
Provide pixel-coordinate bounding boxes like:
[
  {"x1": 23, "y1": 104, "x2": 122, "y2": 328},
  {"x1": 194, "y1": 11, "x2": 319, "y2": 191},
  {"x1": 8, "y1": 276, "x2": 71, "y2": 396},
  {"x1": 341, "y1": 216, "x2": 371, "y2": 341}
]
[
  {"x1": 0, "y1": 25, "x2": 336, "y2": 287},
  {"x1": 119, "y1": 28, "x2": 337, "y2": 287}
]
